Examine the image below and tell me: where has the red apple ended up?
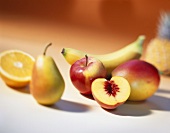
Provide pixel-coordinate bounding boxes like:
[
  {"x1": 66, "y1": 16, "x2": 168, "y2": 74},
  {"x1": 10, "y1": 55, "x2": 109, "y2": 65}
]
[
  {"x1": 112, "y1": 59, "x2": 160, "y2": 101},
  {"x1": 70, "y1": 55, "x2": 107, "y2": 94}
]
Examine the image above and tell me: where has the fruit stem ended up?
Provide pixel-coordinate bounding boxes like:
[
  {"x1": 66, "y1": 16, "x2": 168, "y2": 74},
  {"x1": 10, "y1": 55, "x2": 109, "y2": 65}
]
[
  {"x1": 43, "y1": 43, "x2": 52, "y2": 55},
  {"x1": 85, "y1": 54, "x2": 88, "y2": 66},
  {"x1": 61, "y1": 48, "x2": 65, "y2": 55}
]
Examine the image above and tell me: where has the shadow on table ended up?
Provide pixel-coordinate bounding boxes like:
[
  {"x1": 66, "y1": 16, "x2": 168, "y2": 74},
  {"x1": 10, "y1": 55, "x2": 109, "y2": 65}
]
[
  {"x1": 157, "y1": 89, "x2": 170, "y2": 94},
  {"x1": 6, "y1": 83, "x2": 170, "y2": 116},
  {"x1": 44, "y1": 99, "x2": 91, "y2": 113},
  {"x1": 105, "y1": 94, "x2": 170, "y2": 117},
  {"x1": 7, "y1": 84, "x2": 30, "y2": 94}
]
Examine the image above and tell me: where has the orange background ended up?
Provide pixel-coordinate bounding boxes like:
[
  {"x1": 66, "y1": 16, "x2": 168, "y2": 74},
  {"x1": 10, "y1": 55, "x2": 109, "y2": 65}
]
[
  {"x1": 1, "y1": 0, "x2": 170, "y2": 54},
  {"x1": 0, "y1": 2, "x2": 170, "y2": 132}
]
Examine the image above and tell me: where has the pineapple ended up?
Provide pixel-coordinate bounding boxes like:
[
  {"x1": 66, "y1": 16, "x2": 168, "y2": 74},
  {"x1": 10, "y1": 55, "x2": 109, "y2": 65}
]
[{"x1": 144, "y1": 12, "x2": 170, "y2": 75}]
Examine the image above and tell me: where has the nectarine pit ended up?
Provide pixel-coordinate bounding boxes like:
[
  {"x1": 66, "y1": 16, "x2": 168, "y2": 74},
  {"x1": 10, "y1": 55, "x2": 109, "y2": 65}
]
[{"x1": 104, "y1": 80, "x2": 120, "y2": 97}]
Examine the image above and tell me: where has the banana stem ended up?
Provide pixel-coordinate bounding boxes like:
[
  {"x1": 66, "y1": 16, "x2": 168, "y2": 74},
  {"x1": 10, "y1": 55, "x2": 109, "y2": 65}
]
[{"x1": 61, "y1": 48, "x2": 65, "y2": 55}]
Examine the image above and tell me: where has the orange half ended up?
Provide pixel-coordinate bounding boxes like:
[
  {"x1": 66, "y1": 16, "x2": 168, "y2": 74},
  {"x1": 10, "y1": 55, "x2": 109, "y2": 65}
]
[{"x1": 0, "y1": 50, "x2": 35, "y2": 88}]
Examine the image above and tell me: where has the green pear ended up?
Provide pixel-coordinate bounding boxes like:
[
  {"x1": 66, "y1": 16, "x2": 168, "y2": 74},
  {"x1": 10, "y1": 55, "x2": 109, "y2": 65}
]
[{"x1": 30, "y1": 43, "x2": 65, "y2": 105}]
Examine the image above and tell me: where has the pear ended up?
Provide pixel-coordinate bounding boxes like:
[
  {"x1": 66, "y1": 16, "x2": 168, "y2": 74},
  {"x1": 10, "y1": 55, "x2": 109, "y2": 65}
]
[{"x1": 30, "y1": 43, "x2": 65, "y2": 105}]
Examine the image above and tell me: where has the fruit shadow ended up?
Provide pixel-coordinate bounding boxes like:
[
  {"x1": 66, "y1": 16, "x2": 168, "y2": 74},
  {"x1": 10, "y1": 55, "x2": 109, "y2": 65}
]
[
  {"x1": 157, "y1": 88, "x2": 170, "y2": 94},
  {"x1": 44, "y1": 99, "x2": 91, "y2": 113},
  {"x1": 80, "y1": 93, "x2": 95, "y2": 100},
  {"x1": 7, "y1": 85, "x2": 30, "y2": 94},
  {"x1": 105, "y1": 95, "x2": 170, "y2": 117}
]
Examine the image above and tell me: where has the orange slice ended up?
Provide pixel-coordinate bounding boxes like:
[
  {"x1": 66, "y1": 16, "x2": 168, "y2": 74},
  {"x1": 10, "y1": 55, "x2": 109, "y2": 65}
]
[{"x1": 0, "y1": 50, "x2": 35, "y2": 88}]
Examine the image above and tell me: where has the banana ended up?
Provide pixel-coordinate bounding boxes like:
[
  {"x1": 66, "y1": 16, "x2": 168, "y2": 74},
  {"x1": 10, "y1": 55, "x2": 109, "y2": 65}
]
[{"x1": 61, "y1": 35, "x2": 145, "y2": 75}]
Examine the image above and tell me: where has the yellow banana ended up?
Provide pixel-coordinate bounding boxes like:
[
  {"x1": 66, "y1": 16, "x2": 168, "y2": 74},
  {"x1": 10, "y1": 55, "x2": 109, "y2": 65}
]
[{"x1": 61, "y1": 35, "x2": 145, "y2": 75}]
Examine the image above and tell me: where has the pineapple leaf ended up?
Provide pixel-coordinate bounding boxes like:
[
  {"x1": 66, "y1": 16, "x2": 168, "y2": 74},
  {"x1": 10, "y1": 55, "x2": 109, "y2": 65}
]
[{"x1": 158, "y1": 12, "x2": 170, "y2": 40}]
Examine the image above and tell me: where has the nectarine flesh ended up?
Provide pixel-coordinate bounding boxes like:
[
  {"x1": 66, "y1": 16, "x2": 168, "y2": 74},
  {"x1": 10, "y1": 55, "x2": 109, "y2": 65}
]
[{"x1": 91, "y1": 76, "x2": 131, "y2": 109}]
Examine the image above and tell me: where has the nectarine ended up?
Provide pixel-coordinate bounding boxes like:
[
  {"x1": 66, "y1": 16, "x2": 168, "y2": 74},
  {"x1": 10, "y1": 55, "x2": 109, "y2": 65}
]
[
  {"x1": 91, "y1": 76, "x2": 131, "y2": 109},
  {"x1": 112, "y1": 59, "x2": 160, "y2": 101}
]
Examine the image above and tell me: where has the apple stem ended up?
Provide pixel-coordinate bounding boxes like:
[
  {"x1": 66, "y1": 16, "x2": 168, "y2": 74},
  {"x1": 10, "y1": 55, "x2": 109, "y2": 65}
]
[
  {"x1": 43, "y1": 43, "x2": 52, "y2": 55},
  {"x1": 85, "y1": 54, "x2": 88, "y2": 66}
]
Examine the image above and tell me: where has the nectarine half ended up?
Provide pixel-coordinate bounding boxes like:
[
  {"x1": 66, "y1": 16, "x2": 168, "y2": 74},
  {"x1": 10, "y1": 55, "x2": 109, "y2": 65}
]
[{"x1": 91, "y1": 76, "x2": 131, "y2": 109}]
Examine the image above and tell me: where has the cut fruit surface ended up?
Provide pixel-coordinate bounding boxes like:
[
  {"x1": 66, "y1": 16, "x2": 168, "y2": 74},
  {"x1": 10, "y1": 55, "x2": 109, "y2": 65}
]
[
  {"x1": 91, "y1": 76, "x2": 131, "y2": 109},
  {"x1": 0, "y1": 50, "x2": 35, "y2": 87}
]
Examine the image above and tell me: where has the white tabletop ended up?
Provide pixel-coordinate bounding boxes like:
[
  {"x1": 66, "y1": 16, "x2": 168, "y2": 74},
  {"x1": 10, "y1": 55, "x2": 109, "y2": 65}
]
[{"x1": 0, "y1": 17, "x2": 170, "y2": 133}]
